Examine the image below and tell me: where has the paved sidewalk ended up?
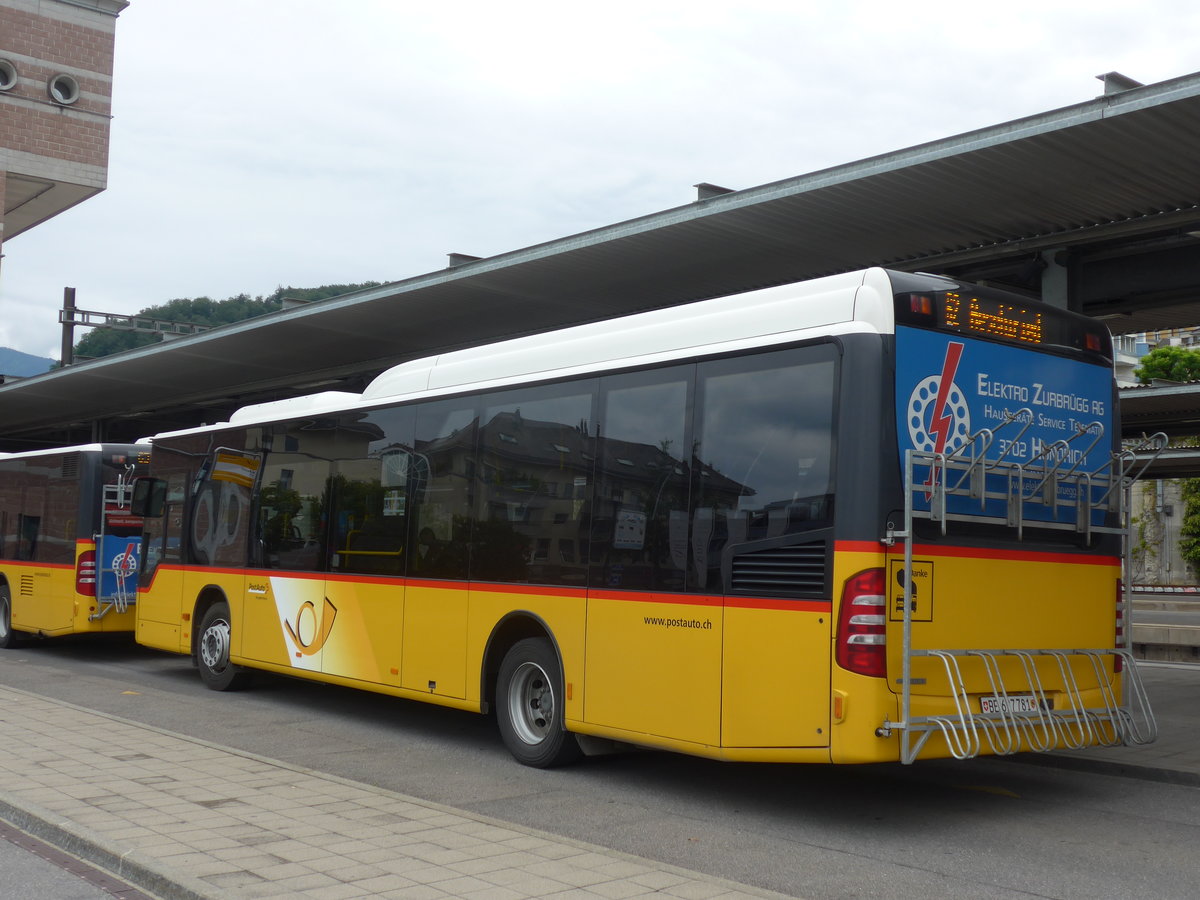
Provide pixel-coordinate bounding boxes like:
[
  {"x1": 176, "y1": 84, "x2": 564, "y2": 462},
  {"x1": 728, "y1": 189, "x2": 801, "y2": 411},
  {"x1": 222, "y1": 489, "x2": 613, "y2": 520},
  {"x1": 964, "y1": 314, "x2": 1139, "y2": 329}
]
[
  {"x1": 1042, "y1": 661, "x2": 1200, "y2": 784},
  {"x1": 0, "y1": 686, "x2": 790, "y2": 900},
  {"x1": 1, "y1": 663, "x2": 1196, "y2": 900}
]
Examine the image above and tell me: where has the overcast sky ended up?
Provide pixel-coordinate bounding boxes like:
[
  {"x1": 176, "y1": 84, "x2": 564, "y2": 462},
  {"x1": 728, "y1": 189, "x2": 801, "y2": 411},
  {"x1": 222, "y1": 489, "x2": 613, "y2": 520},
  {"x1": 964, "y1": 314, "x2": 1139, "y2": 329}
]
[{"x1": 2, "y1": 0, "x2": 1198, "y2": 358}]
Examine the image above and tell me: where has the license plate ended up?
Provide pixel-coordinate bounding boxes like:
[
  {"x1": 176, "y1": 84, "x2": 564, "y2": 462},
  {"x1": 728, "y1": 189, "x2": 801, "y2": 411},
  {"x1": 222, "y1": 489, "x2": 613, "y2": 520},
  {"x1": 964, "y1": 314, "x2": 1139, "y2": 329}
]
[{"x1": 980, "y1": 694, "x2": 1045, "y2": 715}]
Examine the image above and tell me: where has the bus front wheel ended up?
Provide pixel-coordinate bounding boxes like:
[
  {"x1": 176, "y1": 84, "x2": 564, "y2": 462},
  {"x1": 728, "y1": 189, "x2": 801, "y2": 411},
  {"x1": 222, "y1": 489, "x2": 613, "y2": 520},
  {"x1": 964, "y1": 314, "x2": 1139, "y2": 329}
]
[
  {"x1": 196, "y1": 601, "x2": 249, "y2": 691},
  {"x1": 0, "y1": 585, "x2": 22, "y2": 649},
  {"x1": 496, "y1": 637, "x2": 581, "y2": 768}
]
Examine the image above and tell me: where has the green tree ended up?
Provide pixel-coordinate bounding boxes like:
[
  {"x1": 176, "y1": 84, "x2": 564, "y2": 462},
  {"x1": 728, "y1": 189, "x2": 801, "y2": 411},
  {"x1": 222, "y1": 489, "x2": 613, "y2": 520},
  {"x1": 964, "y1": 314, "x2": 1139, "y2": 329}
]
[
  {"x1": 1133, "y1": 345, "x2": 1200, "y2": 384},
  {"x1": 68, "y1": 282, "x2": 384, "y2": 362},
  {"x1": 1180, "y1": 478, "x2": 1200, "y2": 577}
]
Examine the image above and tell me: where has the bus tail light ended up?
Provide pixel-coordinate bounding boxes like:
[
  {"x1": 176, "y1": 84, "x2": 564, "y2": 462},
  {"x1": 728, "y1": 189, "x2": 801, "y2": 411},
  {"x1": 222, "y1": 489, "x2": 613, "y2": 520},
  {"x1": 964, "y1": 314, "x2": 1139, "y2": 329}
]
[
  {"x1": 908, "y1": 294, "x2": 934, "y2": 316},
  {"x1": 76, "y1": 550, "x2": 97, "y2": 597},
  {"x1": 836, "y1": 568, "x2": 887, "y2": 678}
]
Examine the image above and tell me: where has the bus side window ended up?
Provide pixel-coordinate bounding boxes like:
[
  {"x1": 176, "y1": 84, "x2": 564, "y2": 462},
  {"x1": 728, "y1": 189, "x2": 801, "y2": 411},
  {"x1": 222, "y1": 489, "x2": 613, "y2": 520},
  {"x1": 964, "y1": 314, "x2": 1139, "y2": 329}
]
[
  {"x1": 474, "y1": 381, "x2": 596, "y2": 587},
  {"x1": 692, "y1": 345, "x2": 837, "y2": 596},
  {"x1": 331, "y1": 407, "x2": 415, "y2": 577},
  {"x1": 591, "y1": 367, "x2": 691, "y2": 592},
  {"x1": 256, "y1": 438, "x2": 332, "y2": 574},
  {"x1": 44, "y1": 459, "x2": 77, "y2": 565},
  {"x1": 409, "y1": 399, "x2": 477, "y2": 581},
  {"x1": 16, "y1": 513, "x2": 39, "y2": 561},
  {"x1": 139, "y1": 472, "x2": 188, "y2": 583},
  {"x1": 189, "y1": 442, "x2": 257, "y2": 569}
]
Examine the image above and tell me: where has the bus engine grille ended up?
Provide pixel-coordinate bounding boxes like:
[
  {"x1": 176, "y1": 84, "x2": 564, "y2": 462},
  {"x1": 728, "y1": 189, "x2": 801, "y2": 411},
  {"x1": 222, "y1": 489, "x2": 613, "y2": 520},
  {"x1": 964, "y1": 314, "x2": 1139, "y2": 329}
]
[{"x1": 730, "y1": 540, "x2": 827, "y2": 597}]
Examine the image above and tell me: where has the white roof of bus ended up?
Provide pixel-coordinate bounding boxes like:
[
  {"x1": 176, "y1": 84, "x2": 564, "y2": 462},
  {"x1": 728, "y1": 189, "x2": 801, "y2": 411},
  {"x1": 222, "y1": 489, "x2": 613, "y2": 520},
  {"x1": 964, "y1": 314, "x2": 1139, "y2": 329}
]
[
  {"x1": 144, "y1": 392, "x2": 361, "y2": 438},
  {"x1": 228, "y1": 391, "x2": 363, "y2": 427},
  {"x1": 0, "y1": 442, "x2": 143, "y2": 461},
  {"x1": 156, "y1": 268, "x2": 900, "y2": 438},
  {"x1": 362, "y1": 267, "x2": 896, "y2": 404}
]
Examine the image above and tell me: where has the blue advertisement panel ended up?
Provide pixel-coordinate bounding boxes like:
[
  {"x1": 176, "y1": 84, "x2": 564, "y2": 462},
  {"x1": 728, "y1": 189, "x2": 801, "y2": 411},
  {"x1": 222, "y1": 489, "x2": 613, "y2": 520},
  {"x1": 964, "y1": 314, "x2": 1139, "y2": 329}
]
[
  {"x1": 895, "y1": 326, "x2": 1114, "y2": 523},
  {"x1": 98, "y1": 534, "x2": 141, "y2": 601}
]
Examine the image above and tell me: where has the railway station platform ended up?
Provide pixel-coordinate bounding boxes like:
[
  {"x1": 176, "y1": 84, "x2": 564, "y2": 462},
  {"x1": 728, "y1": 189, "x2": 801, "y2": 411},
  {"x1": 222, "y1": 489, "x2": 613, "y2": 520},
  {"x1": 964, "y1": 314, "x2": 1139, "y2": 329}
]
[
  {"x1": 1132, "y1": 593, "x2": 1200, "y2": 665},
  {"x1": 1, "y1": 663, "x2": 1198, "y2": 900}
]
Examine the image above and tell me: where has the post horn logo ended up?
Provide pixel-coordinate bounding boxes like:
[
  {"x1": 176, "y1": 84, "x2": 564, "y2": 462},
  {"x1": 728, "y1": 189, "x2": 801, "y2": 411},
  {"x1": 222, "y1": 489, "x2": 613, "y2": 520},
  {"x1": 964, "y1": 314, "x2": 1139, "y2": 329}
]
[{"x1": 284, "y1": 597, "x2": 338, "y2": 656}]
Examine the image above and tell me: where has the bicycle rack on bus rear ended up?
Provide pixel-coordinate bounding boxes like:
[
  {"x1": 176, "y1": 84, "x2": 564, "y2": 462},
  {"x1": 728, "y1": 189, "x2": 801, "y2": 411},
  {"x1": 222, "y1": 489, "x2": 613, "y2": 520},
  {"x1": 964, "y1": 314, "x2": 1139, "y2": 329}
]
[
  {"x1": 90, "y1": 471, "x2": 139, "y2": 621},
  {"x1": 881, "y1": 416, "x2": 1167, "y2": 763}
]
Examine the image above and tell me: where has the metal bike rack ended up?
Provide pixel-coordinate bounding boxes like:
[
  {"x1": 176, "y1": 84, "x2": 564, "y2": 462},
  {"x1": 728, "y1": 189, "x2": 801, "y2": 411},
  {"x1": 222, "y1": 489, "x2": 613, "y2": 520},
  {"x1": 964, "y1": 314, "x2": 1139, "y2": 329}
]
[
  {"x1": 880, "y1": 418, "x2": 1166, "y2": 763},
  {"x1": 90, "y1": 471, "x2": 139, "y2": 621}
]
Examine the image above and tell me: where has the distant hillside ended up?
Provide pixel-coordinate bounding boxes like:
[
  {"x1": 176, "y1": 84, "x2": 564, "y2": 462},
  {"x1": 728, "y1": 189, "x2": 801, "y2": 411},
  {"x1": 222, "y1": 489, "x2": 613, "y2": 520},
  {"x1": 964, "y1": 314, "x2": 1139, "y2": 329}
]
[
  {"x1": 71, "y1": 282, "x2": 384, "y2": 361},
  {"x1": 0, "y1": 347, "x2": 54, "y2": 377}
]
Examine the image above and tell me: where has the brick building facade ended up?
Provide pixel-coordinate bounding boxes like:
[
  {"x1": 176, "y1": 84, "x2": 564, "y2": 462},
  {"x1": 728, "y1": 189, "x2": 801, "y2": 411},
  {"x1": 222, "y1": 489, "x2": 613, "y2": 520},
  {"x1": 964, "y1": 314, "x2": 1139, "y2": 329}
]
[{"x1": 0, "y1": 0, "x2": 129, "y2": 272}]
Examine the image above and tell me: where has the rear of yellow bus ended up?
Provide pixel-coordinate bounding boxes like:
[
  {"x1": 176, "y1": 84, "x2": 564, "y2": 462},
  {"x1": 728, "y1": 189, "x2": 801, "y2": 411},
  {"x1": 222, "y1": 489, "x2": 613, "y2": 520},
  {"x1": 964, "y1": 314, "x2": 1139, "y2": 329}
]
[
  {"x1": 830, "y1": 273, "x2": 1153, "y2": 764},
  {"x1": 0, "y1": 444, "x2": 148, "y2": 645}
]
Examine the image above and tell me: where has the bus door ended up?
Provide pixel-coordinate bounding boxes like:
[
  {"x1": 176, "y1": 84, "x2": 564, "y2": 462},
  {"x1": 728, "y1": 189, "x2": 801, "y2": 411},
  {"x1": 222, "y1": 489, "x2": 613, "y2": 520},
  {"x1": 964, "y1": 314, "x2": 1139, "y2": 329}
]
[
  {"x1": 175, "y1": 447, "x2": 285, "y2": 668},
  {"x1": 321, "y1": 412, "x2": 414, "y2": 690},
  {"x1": 239, "y1": 440, "x2": 337, "y2": 678},
  {"x1": 583, "y1": 367, "x2": 722, "y2": 746},
  {"x1": 401, "y1": 399, "x2": 475, "y2": 700},
  {"x1": 20, "y1": 457, "x2": 77, "y2": 633},
  {"x1": 693, "y1": 347, "x2": 838, "y2": 749},
  {"x1": 141, "y1": 474, "x2": 189, "y2": 648},
  {"x1": 238, "y1": 415, "x2": 410, "y2": 689}
]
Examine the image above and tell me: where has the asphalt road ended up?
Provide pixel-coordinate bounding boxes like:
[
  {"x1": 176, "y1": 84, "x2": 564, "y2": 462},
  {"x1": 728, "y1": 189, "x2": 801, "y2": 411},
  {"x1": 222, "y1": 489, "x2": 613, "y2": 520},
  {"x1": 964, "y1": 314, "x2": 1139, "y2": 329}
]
[
  {"x1": 0, "y1": 821, "x2": 148, "y2": 900},
  {"x1": 1134, "y1": 608, "x2": 1200, "y2": 626},
  {"x1": 1, "y1": 637, "x2": 1198, "y2": 899}
]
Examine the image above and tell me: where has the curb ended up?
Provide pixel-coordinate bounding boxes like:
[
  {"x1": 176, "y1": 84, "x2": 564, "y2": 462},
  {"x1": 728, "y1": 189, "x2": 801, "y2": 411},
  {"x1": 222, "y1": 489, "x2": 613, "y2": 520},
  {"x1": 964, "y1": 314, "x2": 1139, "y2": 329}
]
[
  {"x1": 1006, "y1": 751, "x2": 1200, "y2": 788},
  {"x1": 0, "y1": 791, "x2": 220, "y2": 900}
]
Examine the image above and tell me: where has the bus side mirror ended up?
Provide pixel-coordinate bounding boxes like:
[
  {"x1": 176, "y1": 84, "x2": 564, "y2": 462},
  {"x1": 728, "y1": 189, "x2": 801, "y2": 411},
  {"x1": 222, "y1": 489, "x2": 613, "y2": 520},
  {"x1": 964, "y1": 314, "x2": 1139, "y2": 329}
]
[{"x1": 130, "y1": 477, "x2": 166, "y2": 518}]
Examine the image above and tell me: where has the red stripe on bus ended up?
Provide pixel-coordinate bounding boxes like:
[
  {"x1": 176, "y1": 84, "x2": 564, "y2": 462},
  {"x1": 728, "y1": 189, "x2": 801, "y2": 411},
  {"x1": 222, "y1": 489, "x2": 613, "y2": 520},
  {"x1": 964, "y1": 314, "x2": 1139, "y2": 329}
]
[
  {"x1": 591, "y1": 591, "x2": 829, "y2": 611},
  {"x1": 895, "y1": 544, "x2": 1118, "y2": 566},
  {"x1": 136, "y1": 566, "x2": 829, "y2": 610},
  {"x1": 834, "y1": 541, "x2": 885, "y2": 554},
  {"x1": 0, "y1": 560, "x2": 74, "y2": 571},
  {"x1": 323, "y1": 571, "x2": 406, "y2": 587},
  {"x1": 468, "y1": 582, "x2": 589, "y2": 599},
  {"x1": 589, "y1": 590, "x2": 723, "y2": 607},
  {"x1": 724, "y1": 596, "x2": 831, "y2": 612}
]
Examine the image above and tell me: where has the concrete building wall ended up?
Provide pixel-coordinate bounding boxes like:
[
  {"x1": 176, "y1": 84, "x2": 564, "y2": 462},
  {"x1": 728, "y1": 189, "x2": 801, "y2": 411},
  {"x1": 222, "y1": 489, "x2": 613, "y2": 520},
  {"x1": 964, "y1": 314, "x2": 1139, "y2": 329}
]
[
  {"x1": 1131, "y1": 478, "x2": 1197, "y2": 586},
  {"x1": 0, "y1": 0, "x2": 128, "y2": 263}
]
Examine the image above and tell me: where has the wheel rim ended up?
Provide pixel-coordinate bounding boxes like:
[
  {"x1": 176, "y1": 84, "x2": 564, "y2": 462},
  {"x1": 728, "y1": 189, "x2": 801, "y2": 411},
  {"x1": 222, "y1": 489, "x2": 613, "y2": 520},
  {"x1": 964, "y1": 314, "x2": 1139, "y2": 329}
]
[
  {"x1": 200, "y1": 617, "x2": 231, "y2": 673},
  {"x1": 507, "y1": 660, "x2": 556, "y2": 745},
  {"x1": 0, "y1": 594, "x2": 9, "y2": 641}
]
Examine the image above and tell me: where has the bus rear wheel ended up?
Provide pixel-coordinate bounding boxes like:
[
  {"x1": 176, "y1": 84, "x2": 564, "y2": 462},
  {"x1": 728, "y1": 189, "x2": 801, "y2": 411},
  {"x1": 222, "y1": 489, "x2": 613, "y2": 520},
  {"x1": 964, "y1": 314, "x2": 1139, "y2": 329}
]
[
  {"x1": 197, "y1": 601, "x2": 249, "y2": 691},
  {"x1": 496, "y1": 637, "x2": 581, "y2": 768},
  {"x1": 0, "y1": 585, "x2": 22, "y2": 649}
]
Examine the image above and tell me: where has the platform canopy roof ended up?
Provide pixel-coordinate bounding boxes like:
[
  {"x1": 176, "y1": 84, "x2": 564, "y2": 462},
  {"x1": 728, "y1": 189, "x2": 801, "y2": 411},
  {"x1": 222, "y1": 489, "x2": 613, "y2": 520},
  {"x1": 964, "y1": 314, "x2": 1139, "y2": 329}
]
[
  {"x1": 1121, "y1": 381, "x2": 1200, "y2": 439},
  {"x1": 2, "y1": 71, "x2": 1200, "y2": 450}
]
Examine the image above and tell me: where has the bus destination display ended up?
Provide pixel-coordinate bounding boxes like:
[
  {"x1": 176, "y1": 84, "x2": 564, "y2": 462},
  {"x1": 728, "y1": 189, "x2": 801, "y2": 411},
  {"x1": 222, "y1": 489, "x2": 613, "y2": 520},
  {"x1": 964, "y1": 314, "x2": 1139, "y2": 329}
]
[{"x1": 943, "y1": 290, "x2": 1043, "y2": 345}]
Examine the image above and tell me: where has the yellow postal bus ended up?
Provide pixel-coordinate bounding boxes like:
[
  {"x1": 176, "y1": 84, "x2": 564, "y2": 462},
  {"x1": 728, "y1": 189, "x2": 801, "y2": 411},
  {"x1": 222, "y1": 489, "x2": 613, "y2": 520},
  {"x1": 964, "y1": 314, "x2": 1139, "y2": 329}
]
[
  {"x1": 131, "y1": 268, "x2": 1157, "y2": 766},
  {"x1": 0, "y1": 443, "x2": 150, "y2": 648}
]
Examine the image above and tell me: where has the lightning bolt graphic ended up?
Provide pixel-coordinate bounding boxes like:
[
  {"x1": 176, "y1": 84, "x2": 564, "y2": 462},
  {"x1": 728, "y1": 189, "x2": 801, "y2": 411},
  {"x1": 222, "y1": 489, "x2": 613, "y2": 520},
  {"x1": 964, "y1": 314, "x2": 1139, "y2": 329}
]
[
  {"x1": 929, "y1": 343, "x2": 964, "y2": 454},
  {"x1": 925, "y1": 342, "x2": 965, "y2": 496}
]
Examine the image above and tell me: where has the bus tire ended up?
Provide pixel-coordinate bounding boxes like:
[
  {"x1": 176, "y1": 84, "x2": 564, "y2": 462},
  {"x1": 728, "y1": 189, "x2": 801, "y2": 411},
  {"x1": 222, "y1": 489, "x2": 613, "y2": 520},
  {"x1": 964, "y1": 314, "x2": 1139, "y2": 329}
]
[
  {"x1": 0, "y1": 585, "x2": 22, "y2": 649},
  {"x1": 496, "y1": 637, "x2": 581, "y2": 768},
  {"x1": 196, "y1": 601, "x2": 249, "y2": 691}
]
